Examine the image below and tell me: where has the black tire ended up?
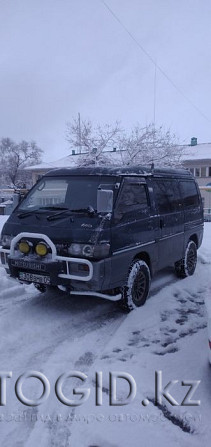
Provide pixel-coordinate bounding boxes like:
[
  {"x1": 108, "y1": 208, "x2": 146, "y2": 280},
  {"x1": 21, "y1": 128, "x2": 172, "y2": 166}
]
[
  {"x1": 120, "y1": 260, "x2": 151, "y2": 312},
  {"x1": 34, "y1": 283, "x2": 47, "y2": 293},
  {"x1": 175, "y1": 240, "x2": 197, "y2": 279},
  {"x1": 47, "y1": 285, "x2": 68, "y2": 295},
  {"x1": 34, "y1": 284, "x2": 66, "y2": 294}
]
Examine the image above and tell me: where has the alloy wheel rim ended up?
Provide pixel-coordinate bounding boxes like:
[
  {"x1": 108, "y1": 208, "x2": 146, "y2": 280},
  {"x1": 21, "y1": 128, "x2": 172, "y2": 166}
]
[
  {"x1": 132, "y1": 270, "x2": 147, "y2": 304},
  {"x1": 187, "y1": 247, "x2": 196, "y2": 273}
]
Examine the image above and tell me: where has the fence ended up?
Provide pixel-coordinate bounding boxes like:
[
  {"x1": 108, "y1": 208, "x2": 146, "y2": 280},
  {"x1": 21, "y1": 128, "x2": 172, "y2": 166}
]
[
  {"x1": 204, "y1": 208, "x2": 211, "y2": 222},
  {"x1": 0, "y1": 188, "x2": 28, "y2": 215}
]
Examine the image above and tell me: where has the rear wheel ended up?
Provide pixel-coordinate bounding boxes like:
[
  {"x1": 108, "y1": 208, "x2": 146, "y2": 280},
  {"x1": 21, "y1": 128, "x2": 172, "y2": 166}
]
[
  {"x1": 175, "y1": 240, "x2": 197, "y2": 278},
  {"x1": 120, "y1": 260, "x2": 151, "y2": 312}
]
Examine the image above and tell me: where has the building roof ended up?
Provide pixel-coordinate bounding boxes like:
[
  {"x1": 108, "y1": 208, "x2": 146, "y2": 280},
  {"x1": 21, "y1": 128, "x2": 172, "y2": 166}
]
[
  {"x1": 26, "y1": 142, "x2": 211, "y2": 172},
  {"x1": 181, "y1": 143, "x2": 211, "y2": 161},
  {"x1": 26, "y1": 150, "x2": 124, "y2": 171}
]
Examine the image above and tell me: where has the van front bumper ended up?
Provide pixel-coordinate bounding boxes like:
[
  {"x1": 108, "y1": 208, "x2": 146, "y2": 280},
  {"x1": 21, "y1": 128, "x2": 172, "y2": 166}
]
[{"x1": 0, "y1": 232, "x2": 112, "y2": 292}]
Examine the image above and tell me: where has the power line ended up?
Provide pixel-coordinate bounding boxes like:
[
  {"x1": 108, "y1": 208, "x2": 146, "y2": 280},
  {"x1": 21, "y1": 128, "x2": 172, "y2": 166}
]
[{"x1": 101, "y1": 0, "x2": 211, "y2": 124}]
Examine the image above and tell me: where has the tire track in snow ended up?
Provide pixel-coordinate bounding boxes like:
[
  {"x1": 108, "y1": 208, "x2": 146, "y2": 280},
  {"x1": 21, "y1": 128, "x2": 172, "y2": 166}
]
[{"x1": 0, "y1": 289, "x2": 126, "y2": 447}]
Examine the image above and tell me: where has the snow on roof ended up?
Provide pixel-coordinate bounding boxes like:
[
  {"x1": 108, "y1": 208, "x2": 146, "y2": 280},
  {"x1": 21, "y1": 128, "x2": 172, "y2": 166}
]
[
  {"x1": 182, "y1": 143, "x2": 211, "y2": 161},
  {"x1": 26, "y1": 150, "x2": 124, "y2": 171},
  {"x1": 26, "y1": 143, "x2": 211, "y2": 172}
]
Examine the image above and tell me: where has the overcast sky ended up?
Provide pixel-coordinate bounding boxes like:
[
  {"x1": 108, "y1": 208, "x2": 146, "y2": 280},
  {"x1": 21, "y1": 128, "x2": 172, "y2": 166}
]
[{"x1": 1, "y1": 0, "x2": 211, "y2": 161}]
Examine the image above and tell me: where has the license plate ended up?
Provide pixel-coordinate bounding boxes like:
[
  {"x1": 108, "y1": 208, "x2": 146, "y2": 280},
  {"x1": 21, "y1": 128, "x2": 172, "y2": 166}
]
[{"x1": 19, "y1": 272, "x2": 50, "y2": 285}]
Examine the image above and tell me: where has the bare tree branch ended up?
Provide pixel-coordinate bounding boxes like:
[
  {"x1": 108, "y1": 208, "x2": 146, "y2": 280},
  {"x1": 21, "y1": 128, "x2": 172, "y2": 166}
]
[
  {"x1": 0, "y1": 138, "x2": 43, "y2": 187},
  {"x1": 119, "y1": 124, "x2": 183, "y2": 167},
  {"x1": 66, "y1": 117, "x2": 122, "y2": 166},
  {"x1": 66, "y1": 118, "x2": 183, "y2": 168}
]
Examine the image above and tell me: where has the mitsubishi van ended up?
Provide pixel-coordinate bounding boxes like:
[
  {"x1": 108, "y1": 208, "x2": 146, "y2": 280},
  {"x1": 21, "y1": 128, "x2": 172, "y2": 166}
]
[{"x1": 0, "y1": 166, "x2": 204, "y2": 311}]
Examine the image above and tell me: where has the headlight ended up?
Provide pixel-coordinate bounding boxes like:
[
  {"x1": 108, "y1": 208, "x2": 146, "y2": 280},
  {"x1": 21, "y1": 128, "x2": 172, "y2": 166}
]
[
  {"x1": 1, "y1": 235, "x2": 13, "y2": 248},
  {"x1": 70, "y1": 243, "x2": 83, "y2": 256},
  {"x1": 19, "y1": 240, "x2": 31, "y2": 254},
  {"x1": 82, "y1": 245, "x2": 94, "y2": 257},
  {"x1": 35, "y1": 242, "x2": 48, "y2": 257},
  {"x1": 68, "y1": 243, "x2": 110, "y2": 259}
]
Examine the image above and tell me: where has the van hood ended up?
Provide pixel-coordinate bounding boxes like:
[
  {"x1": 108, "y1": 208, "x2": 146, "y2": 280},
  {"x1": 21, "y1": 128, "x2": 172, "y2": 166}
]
[{"x1": 2, "y1": 212, "x2": 111, "y2": 245}]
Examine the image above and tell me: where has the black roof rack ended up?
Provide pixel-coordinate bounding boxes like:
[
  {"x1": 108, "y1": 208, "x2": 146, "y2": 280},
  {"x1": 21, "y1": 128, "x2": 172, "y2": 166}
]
[{"x1": 44, "y1": 165, "x2": 192, "y2": 178}]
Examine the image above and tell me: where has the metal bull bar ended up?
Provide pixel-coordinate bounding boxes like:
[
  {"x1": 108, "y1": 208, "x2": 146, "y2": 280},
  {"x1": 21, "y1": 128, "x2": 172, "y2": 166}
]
[{"x1": 1, "y1": 232, "x2": 93, "y2": 282}]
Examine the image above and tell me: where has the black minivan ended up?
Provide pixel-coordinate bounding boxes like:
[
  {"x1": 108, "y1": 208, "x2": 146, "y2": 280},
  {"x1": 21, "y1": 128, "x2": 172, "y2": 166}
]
[{"x1": 0, "y1": 166, "x2": 204, "y2": 311}]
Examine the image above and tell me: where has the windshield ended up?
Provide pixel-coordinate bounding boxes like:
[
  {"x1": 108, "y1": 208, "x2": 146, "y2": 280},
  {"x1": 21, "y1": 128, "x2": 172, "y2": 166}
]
[{"x1": 18, "y1": 175, "x2": 116, "y2": 212}]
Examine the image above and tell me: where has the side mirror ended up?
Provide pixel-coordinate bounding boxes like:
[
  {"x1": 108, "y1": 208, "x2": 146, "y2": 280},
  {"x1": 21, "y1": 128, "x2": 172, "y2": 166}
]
[{"x1": 97, "y1": 189, "x2": 113, "y2": 213}]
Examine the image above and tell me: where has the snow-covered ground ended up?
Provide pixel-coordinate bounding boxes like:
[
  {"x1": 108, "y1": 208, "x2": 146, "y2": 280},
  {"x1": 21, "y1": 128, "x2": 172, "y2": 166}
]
[{"x1": 0, "y1": 216, "x2": 211, "y2": 447}]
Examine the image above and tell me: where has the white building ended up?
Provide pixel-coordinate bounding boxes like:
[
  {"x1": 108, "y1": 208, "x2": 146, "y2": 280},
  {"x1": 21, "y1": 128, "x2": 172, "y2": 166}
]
[{"x1": 182, "y1": 140, "x2": 211, "y2": 212}]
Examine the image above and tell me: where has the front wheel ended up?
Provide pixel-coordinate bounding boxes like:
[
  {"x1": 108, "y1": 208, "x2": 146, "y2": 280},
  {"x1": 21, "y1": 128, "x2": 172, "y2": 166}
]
[
  {"x1": 120, "y1": 260, "x2": 151, "y2": 312},
  {"x1": 34, "y1": 284, "x2": 67, "y2": 294},
  {"x1": 175, "y1": 240, "x2": 197, "y2": 278}
]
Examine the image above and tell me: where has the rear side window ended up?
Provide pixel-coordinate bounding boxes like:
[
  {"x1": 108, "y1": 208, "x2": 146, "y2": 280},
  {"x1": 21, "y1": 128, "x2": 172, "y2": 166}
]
[
  {"x1": 179, "y1": 181, "x2": 199, "y2": 208},
  {"x1": 153, "y1": 179, "x2": 181, "y2": 214}
]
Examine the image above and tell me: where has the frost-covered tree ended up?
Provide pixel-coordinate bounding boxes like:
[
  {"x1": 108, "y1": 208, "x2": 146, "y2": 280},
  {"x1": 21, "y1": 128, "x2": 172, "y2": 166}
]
[
  {"x1": 66, "y1": 117, "x2": 122, "y2": 166},
  {"x1": 66, "y1": 117, "x2": 183, "y2": 168},
  {"x1": 119, "y1": 124, "x2": 183, "y2": 167},
  {"x1": 0, "y1": 138, "x2": 43, "y2": 187}
]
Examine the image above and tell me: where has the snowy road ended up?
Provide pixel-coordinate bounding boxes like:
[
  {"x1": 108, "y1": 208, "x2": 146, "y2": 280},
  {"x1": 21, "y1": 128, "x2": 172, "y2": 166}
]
[{"x1": 0, "y1": 218, "x2": 211, "y2": 447}]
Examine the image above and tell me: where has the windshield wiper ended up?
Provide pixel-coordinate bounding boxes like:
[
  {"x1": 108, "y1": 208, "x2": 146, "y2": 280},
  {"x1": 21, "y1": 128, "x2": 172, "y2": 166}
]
[
  {"x1": 18, "y1": 206, "x2": 96, "y2": 220},
  {"x1": 17, "y1": 209, "x2": 41, "y2": 219},
  {"x1": 47, "y1": 206, "x2": 96, "y2": 221},
  {"x1": 69, "y1": 206, "x2": 96, "y2": 215},
  {"x1": 47, "y1": 209, "x2": 74, "y2": 221},
  {"x1": 17, "y1": 206, "x2": 69, "y2": 219}
]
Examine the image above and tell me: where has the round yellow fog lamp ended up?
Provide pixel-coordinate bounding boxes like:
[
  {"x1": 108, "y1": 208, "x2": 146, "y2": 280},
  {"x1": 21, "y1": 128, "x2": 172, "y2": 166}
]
[
  {"x1": 19, "y1": 241, "x2": 30, "y2": 254},
  {"x1": 35, "y1": 242, "x2": 48, "y2": 257}
]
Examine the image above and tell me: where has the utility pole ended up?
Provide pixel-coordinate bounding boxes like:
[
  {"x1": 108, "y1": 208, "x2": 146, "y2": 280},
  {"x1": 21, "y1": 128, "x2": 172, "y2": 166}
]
[
  {"x1": 153, "y1": 62, "x2": 157, "y2": 129},
  {"x1": 152, "y1": 61, "x2": 157, "y2": 154},
  {"x1": 78, "y1": 112, "x2": 82, "y2": 154}
]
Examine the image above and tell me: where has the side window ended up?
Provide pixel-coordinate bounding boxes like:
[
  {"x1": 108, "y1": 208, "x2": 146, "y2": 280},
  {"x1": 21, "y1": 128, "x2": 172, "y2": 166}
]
[
  {"x1": 115, "y1": 182, "x2": 149, "y2": 220},
  {"x1": 201, "y1": 167, "x2": 206, "y2": 177},
  {"x1": 179, "y1": 181, "x2": 199, "y2": 208},
  {"x1": 153, "y1": 179, "x2": 181, "y2": 214}
]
